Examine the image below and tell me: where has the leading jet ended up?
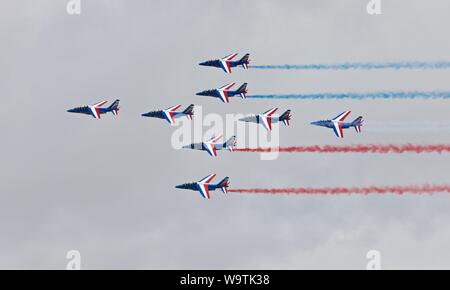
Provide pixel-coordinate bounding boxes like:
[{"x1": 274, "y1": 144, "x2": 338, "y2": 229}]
[
  {"x1": 67, "y1": 99, "x2": 120, "y2": 119},
  {"x1": 141, "y1": 104, "x2": 194, "y2": 124},
  {"x1": 196, "y1": 82, "x2": 248, "y2": 103},
  {"x1": 239, "y1": 108, "x2": 291, "y2": 131},
  {"x1": 175, "y1": 174, "x2": 230, "y2": 199},
  {"x1": 182, "y1": 135, "x2": 237, "y2": 157},
  {"x1": 310, "y1": 111, "x2": 363, "y2": 138},
  {"x1": 199, "y1": 53, "x2": 250, "y2": 73}
]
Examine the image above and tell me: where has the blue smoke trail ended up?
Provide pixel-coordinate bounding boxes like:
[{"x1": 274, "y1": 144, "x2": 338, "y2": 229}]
[
  {"x1": 250, "y1": 61, "x2": 450, "y2": 70},
  {"x1": 248, "y1": 91, "x2": 450, "y2": 100}
]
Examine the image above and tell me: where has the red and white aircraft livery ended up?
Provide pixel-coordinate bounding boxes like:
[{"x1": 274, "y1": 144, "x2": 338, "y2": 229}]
[
  {"x1": 310, "y1": 111, "x2": 363, "y2": 138},
  {"x1": 67, "y1": 100, "x2": 120, "y2": 119},
  {"x1": 196, "y1": 82, "x2": 248, "y2": 103},
  {"x1": 239, "y1": 108, "x2": 292, "y2": 131},
  {"x1": 141, "y1": 104, "x2": 194, "y2": 124},
  {"x1": 199, "y1": 53, "x2": 250, "y2": 74},
  {"x1": 182, "y1": 135, "x2": 237, "y2": 157},
  {"x1": 175, "y1": 174, "x2": 230, "y2": 199}
]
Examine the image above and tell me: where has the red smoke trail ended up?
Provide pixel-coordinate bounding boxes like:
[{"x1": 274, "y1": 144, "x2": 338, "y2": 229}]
[
  {"x1": 235, "y1": 144, "x2": 450, "y2": 154},
  {"x1": 229, "y1": 185, "x2": 450, "y2": 196}
]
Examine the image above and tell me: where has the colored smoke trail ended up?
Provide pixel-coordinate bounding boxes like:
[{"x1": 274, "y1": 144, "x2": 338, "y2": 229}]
[
  {"x1": 235, "y1": 144, "x2": 450, "y2": 154},
  {"x1": 247, "y1": 91, "x2": 450, "y2": 100},
  {"x1": 229, "y1": 185, "x2": 450, "y2": 196},
  {"x1": 250, "y1": 61, "x2": 450, "y2": 70}
]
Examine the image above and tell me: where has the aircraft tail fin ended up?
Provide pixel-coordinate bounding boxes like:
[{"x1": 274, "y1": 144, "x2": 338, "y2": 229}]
[
  {"x1": 217, "y1": 177, "x2": 230, "y2": 194},
  {"x1": 239, "y1": 53, "x2": 250, "y2": 69},
  {"x1": 183, "y1": 104, "x2": 194, "y2": 120},
  {"x1": 279, "y1": 110, "x2": 291, "y2": 126},
  {"x1": 352, "y1": 116, "x2": 363, "y2": 133},
  {"x1": 237, "y1": 83, "x2": 248, "y2": 99},
  {"x1": 108, "y1": 99, "x2": 120, "y2": 116},
  {"x1": 223, "y1": 136, "x2": 237, "y2": 152}
]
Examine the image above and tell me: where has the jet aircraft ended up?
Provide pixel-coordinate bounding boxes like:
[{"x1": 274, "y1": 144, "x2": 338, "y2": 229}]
[
  {"x1": 310, "y1": 111, "x2": 363, "y2": 138},
  {"x1": 175, "y1": 174, "x2": 230, "y2": 199},
  {"x1": 196, "y1": 82, "x2": 248, "y2": 103},
  {"x1": 141, "y1": 104, "x2": 194, "y2": 124},
  {"x1": 67, "y1": 100, "x2": 120, "y2": 119},
  {"x1": 182, "y1": 135, "x2": 237, "y2": 157},
  {"x1": 239, "y1": 108, "x2": 291, "y2": 131},
  {"x1": 199, "y1": 53, "x2": 250, "y2": 73}
]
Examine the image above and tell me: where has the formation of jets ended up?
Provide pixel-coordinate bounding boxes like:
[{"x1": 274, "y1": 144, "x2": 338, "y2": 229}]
[{"x1": 67, "y1": 53, "x2": 364, "y2": 200}]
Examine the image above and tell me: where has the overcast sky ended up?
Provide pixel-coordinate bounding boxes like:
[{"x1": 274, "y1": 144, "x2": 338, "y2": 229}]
[{"x1": 2, "y1": 0, "x2": 450, "y2": 269}]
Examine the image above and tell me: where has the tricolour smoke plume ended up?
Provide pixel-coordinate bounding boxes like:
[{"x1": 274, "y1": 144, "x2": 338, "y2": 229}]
[
  {"x1": 250, "y1": 61, "x2": 450, "y2": 70},
  {"x1": 229, "y1": 185, "x2": 450, "y2": 196},
  {"x1": 235, "y1": 144, "x2": 450, "y2": 154},
  {"x1": 247, "y1": 91, "x2": 450, "y2": 100}
]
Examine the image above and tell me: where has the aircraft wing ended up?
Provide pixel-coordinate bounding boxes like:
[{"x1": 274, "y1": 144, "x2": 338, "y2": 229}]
[
  {"x1": 196, "y1": 183, "x2": 211, "y2": 199},
  {"x1": 165, "y1": 104, "x2": 182, "y2": 112},
  {"x1": 332, "y1": 121, "x2": 344, "y2": 138},
  {"x1": 222, "y1": 53, "x2": 238, "y2": 61},
  {"x1": 163, "y1": 111, "x2": 176, "y2": 124},
  {"x1": 163, "y1": 104, "x2": 182, "y2": 124},
  {"x1": 220, "y1": 61, "x2": 232, "y2": 73},
  {"x1": 263, "y1": 108, "x2": 278, "y2": 116},
  {"x1": 220, "y1": 53, "x2": 238, "y2": 73},
  {"x1": 199, "y1": 173, "x2": 216, "y2": 184},
  {"x1": 218, "y1": 82, "x2": 235, "y2": 91},
  {"x1": 218, "y1": 91, "x2": 229, "y2": 103},
  {"x1": 260, "y1": 108, "x2": 278, "y2": 131},
  {"x1": 88, "y1": 100, "x2": 108, "y2": 119},
  {"x1": 89, "y1": 106, "x2": 101, "y2": 119},
  {"x1": 260, "y1": 116, "x2": 273, "y2": 131},
  {"x1": 207, "y1": 135, "x2": 222, "y2": 143},
  {"x1": 204, "y1": 135, "x2": 222, "y2": 157},
  {"x1": 92, "y1": 101, "x2": 108, "y2": 108},
  {"x1": 196, "y1": 174, "x2": 216, "y2": 198},
  {"x1": 217, "y1": 83, "x2": 235, "y2": 103},
  {"x1": 204, "y1": 142, "x2": 217, "y2": 157},
  {"x1": 332, "y1": 111, "x2": 351, "y2": 122}
]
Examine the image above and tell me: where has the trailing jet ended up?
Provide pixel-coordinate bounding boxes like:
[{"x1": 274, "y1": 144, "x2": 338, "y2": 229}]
[
  {"x1": 239, "y1": 108, "x2": 291, "y2": 131},
  {"x1": 199, "y1": 53, "x2": 250, "y2": 73},
  {"x1": 141, "y1": 104, "x2": 194, "y2": 124},
  {"x1": 196, "y1": 82, "x2": 248, "y2": 103},
  {"x1": 175, "y1": 174, "x2": 229, "y2": 199},
  {"x1": 67, "y1": 100, "x2": 120, "y2": 119},
  {"x1": 310, "y1": 111, "x2": 363, "y2": 138},
  {"x1": 182, "y1": 135, "x2": 237, "y2": 157}
]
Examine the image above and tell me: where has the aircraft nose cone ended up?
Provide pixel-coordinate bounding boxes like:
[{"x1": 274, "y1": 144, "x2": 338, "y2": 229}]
[
  {"x1": 175, "y1": 185, "x2": 183, "y2": 189},
  {"x1": 199, "y1": 61, "x2": 207, "y2": 66},
  {"x1": 141, "y1": 112, "x2": 150, "y2": 117},
  {"x1": 310, "y1": 121, "x2": 319, "y2": 126},
  {"x1": 67, "y1": 108, "x2": 75, "y2": 113},
  {"x1": 196, "y1": 91, "x2": 207, "y2": 96}
]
